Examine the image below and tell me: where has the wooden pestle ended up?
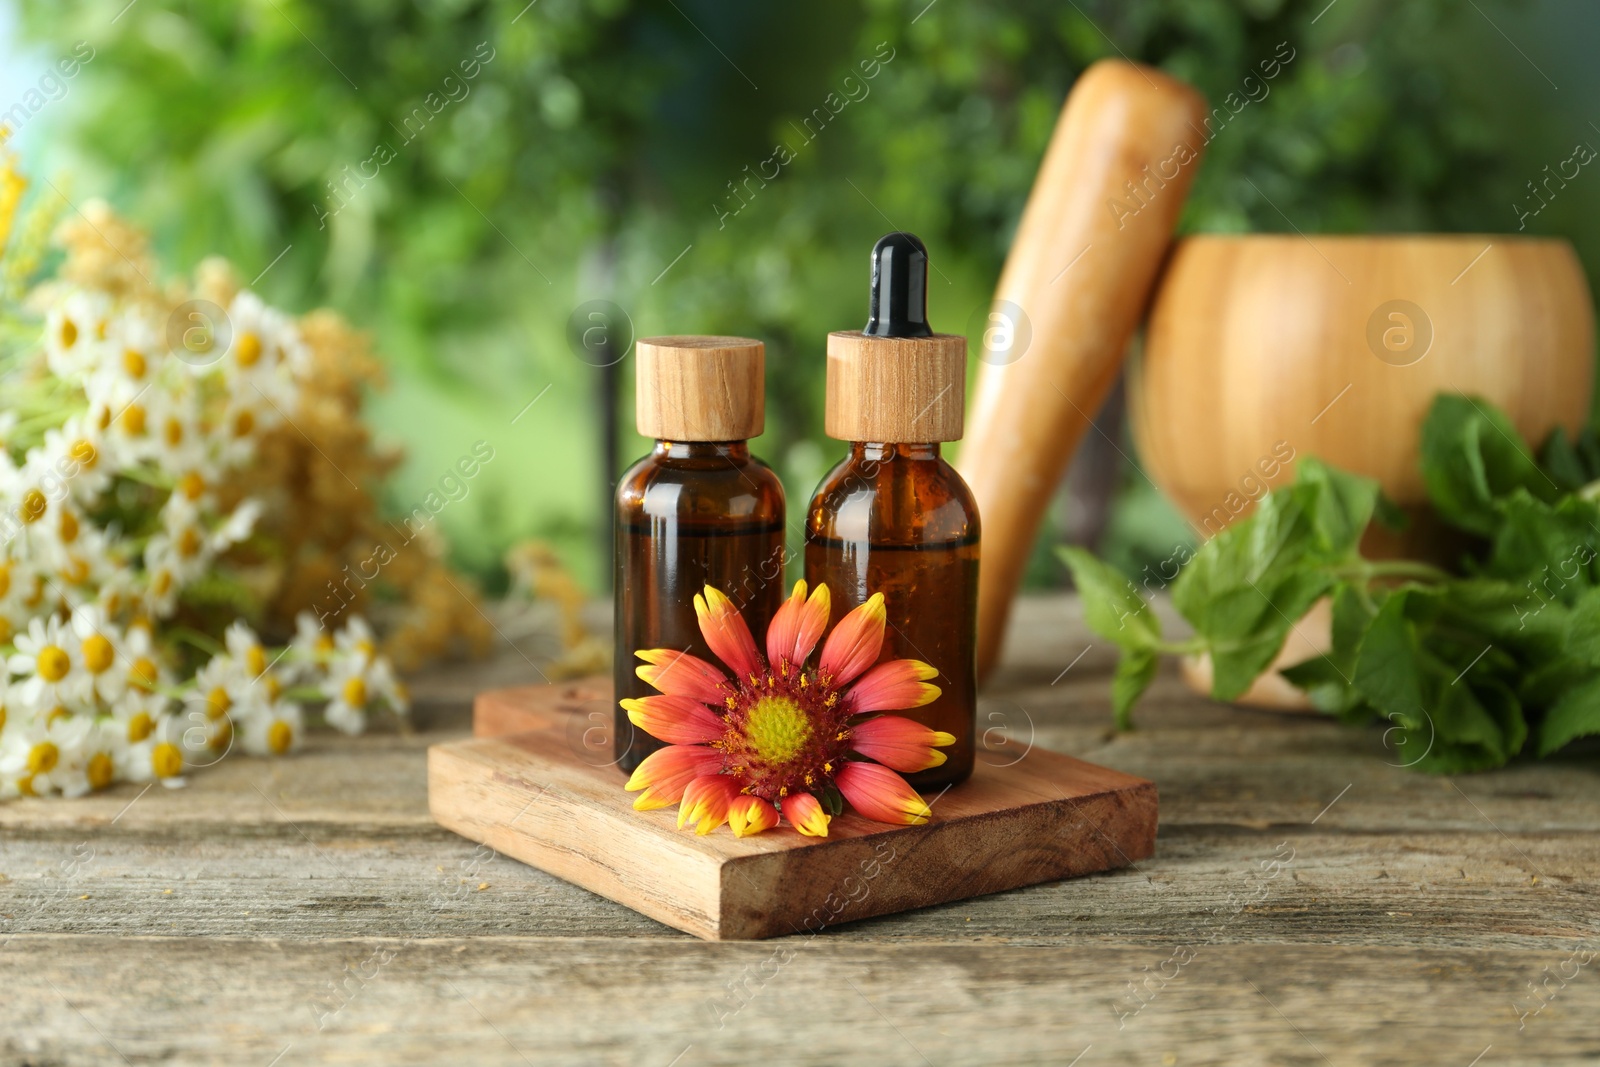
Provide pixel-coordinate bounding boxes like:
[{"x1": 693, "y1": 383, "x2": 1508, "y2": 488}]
[{"x1": 959, "y1": 60, "x2": 1208, "y2": 681}]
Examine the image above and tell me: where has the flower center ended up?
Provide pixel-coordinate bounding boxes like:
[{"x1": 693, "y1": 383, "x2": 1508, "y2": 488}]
[
  {"x1": 744, "y1": 695, "x2": 812, "y2": 764},
  {"x1": 28, "y1": 741, "x2": 59, "y2": 774},
  {"x1": 151, "y1": 742, "x2": 183, "y2": 778},
  {"x1": 237, "y1": 332, "x2": 263, "y2": 367},
  {"x1": 342, "y1": 676, "x2": 368, "y2": 707},
  {"x1": 127, "y1": 711, "x2": 154, "y2": 742},
  {"x1": 87, "y1": 752, "x2": 114, "y2": 791},
  {"x1": 131, "y1": 657, "x2": 159, "y2": 691},
  {"x1": 37, "y1": 645, "x2": 70, "y2": 682},
  {"x1": 21, "y1": 489, "x2": 47, "y2": 524},
  {"x1": 207, "y1": 686, "x2": 232, "y2": 719},
  {"x1": 82, "y1": 634, "x2": 114, "y2": 673},
  {"x1": 123, "y1": 348, "x2": 147, "y2": 378},
  {"x1": 268, "y1": 720, "x2": 294, "y2": 755}
]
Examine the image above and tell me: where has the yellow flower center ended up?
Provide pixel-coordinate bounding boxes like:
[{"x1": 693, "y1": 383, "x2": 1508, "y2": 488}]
[
  {"x1": 123, "y1": 348, "x2": 147, "y2": 378},
  {"x1": 37, "y1": 645, "x2": 70, "y2": 682},
  {"x1": 60, "y1": 509, "x2": 79, "y2": 543},
  {"x1": 315, "y1": 635, "x2": 334, "y2": 655},
  {"x1": 0, "y1": 704, "x2": 6, "y2": 732},
  {"x1": 47, "y1": 705, "x2": 71, "y2": 726},
  {"x1": 151, "y1": 742, "x2": 183, "y2": 778},
  {"x1": 87, "y1": 752, "x2": 114, "y2": 791},
  {"x1": 247, "y1": 646, "x2": 267, "y2": 676},
  {"x1": 233, "y1": 409, "x2": 255, "y2": 437},
  {"x1": 165, "y1": 417, "x2": 184, "y2": 446},
  {"x1": 210, "y1": 719, "x2": 232, "y2": 751},
  {"x1": 179, "y1": 472, "x2": 205, "y2": 500},
  {"x1": 744, "y1": 695, "x2": 812, "y2": 765},
  {"x1": 120, "y1": 403, "x2": 147, "y2": 436},
  {"x1": 82, "y1": 634, "x2": 114, "y2": 673},
  {"x1": 341, "y1": 676, "x2": 368, "y2": 707},
  {"x1": 17, "y1": 775, "x2": 36, "y2": 797},
  {"x1": 151, "y1": 570, "x2": 173, "y2": 598},
  {"x1": 236, "y1": 332, "x2": 263, "y2": 367},
  {"x1": 264, "y1": 673, "x2": 283, "y2": 700},
  {"x1": 267, "y1": 720, "x2": 294, "y2": 755},
  {"x1": 206, "y1": 686, "x2": 232, "y2": 720},
  {"x1": 127, "y1": 711, "x2": 155, "y2": 742},
  {"x1": 96, "y1": 406, "x2": 112, "y2": 431},
  {"x1": 63, "y1": 555, "x2": 90, "y2": 584},
  {"x1": 131, "y1": 656, "x2": 159, "y2": 692},
  {"x1": 0, "y1": 619, "x2": 10, "y2": 645},
  {"x1": 0, "y1": 562, "x2": 9, "y2": 597},
  {"x1": 355, "y1": 638, "x2": 376, "y2": 659},
  {"x1": 60, "y1": 318, "x2": 78, "y2": 348},
  {"x1": 177, "y1": 527, "x2": 203, "y2": 558},
  {"x1": 28, "y1": 741, "x2": 59, "y2": 774},
  {"x1": 71, "y1": 438, "x2": 98, "y2": 469},
  {"x1": 20, "y1": 488, "x2": 47, "y2": 524}
]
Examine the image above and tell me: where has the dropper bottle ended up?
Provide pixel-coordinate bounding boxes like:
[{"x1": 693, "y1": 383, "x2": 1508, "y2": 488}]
[
  {"x1": 614, "y1": 336, "x2": 787, "y2": 772},
  {"x1": 804, "y1": 234, "x2": 980, "y2": 789}
]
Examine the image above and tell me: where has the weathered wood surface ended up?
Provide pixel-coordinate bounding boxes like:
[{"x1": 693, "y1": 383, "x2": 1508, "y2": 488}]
[{"x1": 3, "y1": 596, "x2": 1599, "y2": 1066}]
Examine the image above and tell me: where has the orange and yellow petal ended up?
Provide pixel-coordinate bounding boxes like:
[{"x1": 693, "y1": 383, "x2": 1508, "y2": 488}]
[
  {"x1": 835, "y1": 761, "x2": 934, "y2": 825},
  {"x1": 781, "y1": 791, "x2": 831, "y2": 837},
  {"x1": 694, "y1": 586, "x2": 762, "y2": 679},
  {"x1": 727, "y1": 794, "x2": 780, "y2": 837},
  {"x1": 847, "y1": 658, "x2": 940, "y2": 714},
  {"x1": 818, "y1": 592, "x2": 887, "y2": 685},
  {"x1": 635, "y1": 648, "x2": 730, "y2": 705},
  {"x1": 625, "y1": 744, "x2": 723, "y2": 810},
  {"x1": 622, "y1": 694, "x2": 726, "y2": 746},
  {"x1": 678, "y1": 774, "x2": 741, "y2": 835},
  {"x1": 847, "y1": 715, "x2": 955, "y2": 772},
  {"x1": 765, "y1": 580, "x2": 831, "y2": 669}
]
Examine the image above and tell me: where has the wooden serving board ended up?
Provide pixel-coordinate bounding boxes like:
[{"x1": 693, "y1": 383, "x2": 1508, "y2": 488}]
[{"x1": 428, "y1": 679, "x2": 1158, "y2": 940}]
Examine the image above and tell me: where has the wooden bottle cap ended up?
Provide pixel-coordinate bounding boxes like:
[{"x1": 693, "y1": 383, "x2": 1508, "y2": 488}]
[
  {"x1": 825, "y1": 331, "x2": 966, "y2": 442},
  {"x1": 635, "y1": 335, "x2": 765, "y2": 441}
]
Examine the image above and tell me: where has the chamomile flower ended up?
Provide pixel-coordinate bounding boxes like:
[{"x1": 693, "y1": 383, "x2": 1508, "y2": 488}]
[
  {"x1": 8, "y1": 615, "x2": 85, "y2": 710},
  {"x1": 43, "y1": 289, "x2": 110, "y2": 380},
  {"x1": 0, "y1": 712, "x2": 94, "y2": 798},
  {"x1": 69, "y1": 603, "x2": 125, "y2": 703},
  {"x1": 238, "y1": 694, "x2": 304, "y2": 757},
  {"x1": 322, "y1": 648, "x2": 407, "y2": 735},
  {"x1": 289, "y1": 610, "x2": 336, "y2": 680}
]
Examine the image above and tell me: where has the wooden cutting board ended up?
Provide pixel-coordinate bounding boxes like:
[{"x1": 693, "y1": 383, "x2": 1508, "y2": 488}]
[{"x1": 428, "y1": 679, "x2": 1158, "y2": 940}]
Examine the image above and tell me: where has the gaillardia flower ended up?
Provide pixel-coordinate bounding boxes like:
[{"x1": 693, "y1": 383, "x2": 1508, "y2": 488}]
[{"x1": 623, "y1": 581, "x2": 954, "y2": 837}]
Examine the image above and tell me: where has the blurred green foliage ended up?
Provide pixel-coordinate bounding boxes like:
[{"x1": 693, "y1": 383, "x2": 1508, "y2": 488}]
[{"x1": 15, "y1": 0, "x2": 1595, "y2": 589}]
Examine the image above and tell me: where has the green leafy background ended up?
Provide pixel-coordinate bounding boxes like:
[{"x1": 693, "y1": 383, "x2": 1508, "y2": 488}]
[{"x1": 8, "y1": 0, "x2": 1598, "y2": 590}]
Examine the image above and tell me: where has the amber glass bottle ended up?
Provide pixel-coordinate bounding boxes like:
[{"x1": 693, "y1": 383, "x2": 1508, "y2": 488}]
[
  {"x1": 805, "y1": 234, "x2": 980, "y2": 789},
  {"x1": 614, "y1": 336, "x2": 786, "y2": 772}
]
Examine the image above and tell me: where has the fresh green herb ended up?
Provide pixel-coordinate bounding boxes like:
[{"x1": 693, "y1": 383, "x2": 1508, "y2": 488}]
[{"x1": 1061, "y1": 393, "x2": 1600, "y2": 772}]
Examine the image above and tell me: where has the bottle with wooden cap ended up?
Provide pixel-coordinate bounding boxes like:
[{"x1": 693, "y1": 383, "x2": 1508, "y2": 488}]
[
  {"x1": 805, "y1": 233, "x2": 980, "y2": 789},
  {"x1": 614, "y1": 335, "x2": 786, "y2": 772}
]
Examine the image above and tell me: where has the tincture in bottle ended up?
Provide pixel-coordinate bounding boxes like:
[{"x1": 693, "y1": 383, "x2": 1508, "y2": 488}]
[
  {"x1": 804, "y1": 234, "x2": 980, "y2": 789},
  {"x1": 614, "y1": 336, "x2": 787, "y2": 772}
]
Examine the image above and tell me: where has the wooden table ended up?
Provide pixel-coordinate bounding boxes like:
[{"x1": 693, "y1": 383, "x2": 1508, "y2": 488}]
[{"x1": 3, "y1": 596, "x2": 1596, "y2": 1066}]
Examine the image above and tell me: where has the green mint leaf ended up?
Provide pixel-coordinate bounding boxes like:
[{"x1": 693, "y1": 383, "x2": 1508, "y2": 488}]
[
  {"x1": 1111, "y1": 648, "x2": 1159, "y2": 731},
  {"x1": 1538, "y1": 426, "x2": 1590, "y2": 491},
  {"x1": 1566, "y1": 587, "x2": 1600, "y2": 666},
  {"x1": 1419, "y1": 394, "x2": 1555, "y2": 536},
  {"x1": 1058, "y1": 546, "x2": 1161, "y2": 650},
  {"x1": 1295, "y1": 456, "x2": 1381, "y2": 558},
  {"x1": 1483, "y1": 491, "x2": 1600, "y2": 598},
  {"x1": 1538, "y1": 675, "x2": 1600, "y2": 756},
  {"x1": 1352, "y1": 591, "x2": 1426, "y2": 713}
]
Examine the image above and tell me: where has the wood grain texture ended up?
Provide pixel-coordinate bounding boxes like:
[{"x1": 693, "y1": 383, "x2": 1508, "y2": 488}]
[
  {"x1": 1132, "y1": 235, "x2": 1594, "y2": 551},
  {"x1": 824, "y1": 330, "x2": 966, "y2": 442},
  {"x1": 430, "y1": 683, "x2": 1157, "y2": 939},
  {"x1": 4, "y1": 595, "x2": 1598, "y2": 1066},
  {"x1": 635, "y1": 335, "x2": 765, "y2": 441},
  {"x1": 959, "y1": 59, "x2": 1210, "y2": 681}
]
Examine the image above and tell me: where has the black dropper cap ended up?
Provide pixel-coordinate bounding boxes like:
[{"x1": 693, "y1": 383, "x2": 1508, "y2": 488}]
[{"x1": 864, "y1": 231, "x2": 933, "y2": 338}]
